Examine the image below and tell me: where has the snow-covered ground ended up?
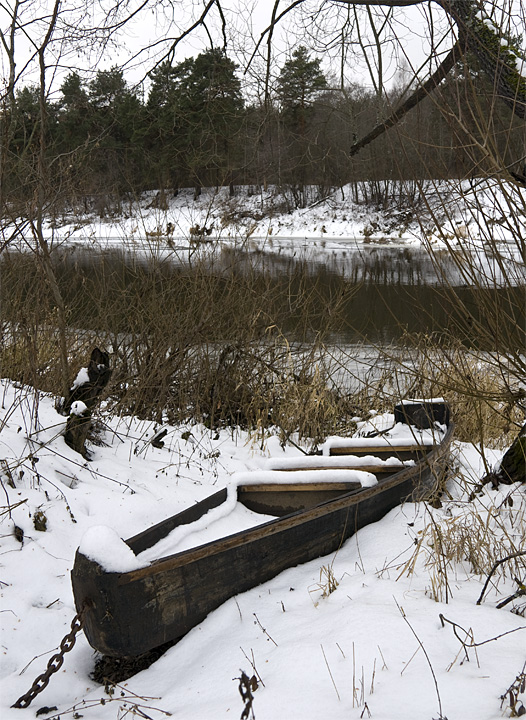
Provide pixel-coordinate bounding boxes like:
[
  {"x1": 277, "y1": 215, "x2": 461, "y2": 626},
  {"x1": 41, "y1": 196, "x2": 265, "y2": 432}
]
[
  {"x1": 1, "y1": 178, "x2": 525, "y2": 718},
  {"x1": 6, "y1": 179, "x2": 525, "y2": 254},
  {"x1": 1, "y1": 380, "x2": 525, "y2": 720}
]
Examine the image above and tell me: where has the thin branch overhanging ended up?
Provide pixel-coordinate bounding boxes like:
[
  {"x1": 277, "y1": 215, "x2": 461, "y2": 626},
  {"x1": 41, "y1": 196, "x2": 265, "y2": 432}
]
[
  {"x1": 253, "y1": 1, "x2": 524, "y2": 119},
  {"x1": 333, "y1": 0, "x2": 525, "y2": 119},
  {"x1": 274, "y1": 0, "x2": 525, "y2": 181},
  {"x1": 349, "y1": 41, "x2": 462, "y2": 157}
]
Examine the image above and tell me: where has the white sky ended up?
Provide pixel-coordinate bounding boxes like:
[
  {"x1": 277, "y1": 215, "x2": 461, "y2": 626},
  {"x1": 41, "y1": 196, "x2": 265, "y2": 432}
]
[
  {"x1": 111, "y1": 1, "x2": 454, "y2": 94},
  {"x1": 1, "y1": 0, "x2": 523, "y2": 100}
]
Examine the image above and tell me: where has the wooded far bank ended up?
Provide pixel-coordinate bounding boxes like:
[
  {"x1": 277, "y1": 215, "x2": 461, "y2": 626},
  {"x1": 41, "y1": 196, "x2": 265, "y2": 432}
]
[{"x1": 3, "y1": 43, "x2": 525, "y2": 217}]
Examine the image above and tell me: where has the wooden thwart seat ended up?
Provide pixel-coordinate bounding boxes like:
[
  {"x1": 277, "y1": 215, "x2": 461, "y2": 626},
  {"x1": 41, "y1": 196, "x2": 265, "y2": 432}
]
[
  {"x1": 327, "y1": 444, "x2": 435, "y2": 461},
  {"x1": 262, "y1": 463, "x2": 409, "y2": 474},
  {"x1": 263, "y1": 453, "x2": 414, "y2": 475},
  {"x1": 238, "y1": 481, "x2": 363, "y2": 494},
  {"x1": 237, "y1": 454, "x2": 420, "y2": 515}
]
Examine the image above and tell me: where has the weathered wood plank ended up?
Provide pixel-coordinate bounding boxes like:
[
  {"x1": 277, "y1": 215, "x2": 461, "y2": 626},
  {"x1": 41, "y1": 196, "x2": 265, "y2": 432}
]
[
  {"x1": 328, "y1": 445, "x2": 432, "y2": 456},
  {"x1": 238, "y1": 482, "x2": 363, "y2": 493},
  {"x1": 259, "y1": 465, "x2": 404, "y2": 474}
]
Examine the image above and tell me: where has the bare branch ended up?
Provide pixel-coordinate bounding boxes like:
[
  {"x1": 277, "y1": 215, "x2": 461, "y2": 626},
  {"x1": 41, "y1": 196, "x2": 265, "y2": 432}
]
[
  {"x1": 350, "y1": 41, "x2": 461, "y2": 156},
  {"x1": 440, "y1": 613, "x2": 526, "y2": 647}
]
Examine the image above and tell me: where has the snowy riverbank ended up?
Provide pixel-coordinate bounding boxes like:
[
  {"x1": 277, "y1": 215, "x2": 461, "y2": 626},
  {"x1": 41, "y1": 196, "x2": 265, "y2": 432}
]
[
  {"x1": 5, "y1": 178, "x2": 525, "y2": 253},
  {"x1": 1, "y1": 380, "x2": 525, "y2": 720}
]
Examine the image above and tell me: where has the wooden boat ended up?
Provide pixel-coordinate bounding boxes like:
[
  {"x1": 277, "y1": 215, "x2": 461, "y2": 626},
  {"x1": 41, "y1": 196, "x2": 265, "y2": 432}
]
[{"x1": 71, "y1": 401, "x2": 453, "y2": 658}]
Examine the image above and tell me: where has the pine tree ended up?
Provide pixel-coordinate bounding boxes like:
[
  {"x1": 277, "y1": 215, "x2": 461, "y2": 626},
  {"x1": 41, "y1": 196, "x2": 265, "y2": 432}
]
[
  {"x1": 57, "y1": 72, "x2": 91, "y2": 152},
  {"x1": 277, "y1": 46, "x2": 327, "y2": 131},
  {"x1": 276, "y1": 46, "x2": 328, "y2": 202},
  {"x1": 87, "y1": 67, "x2": 144, "y2": 197},
  {"x1": 146, "y1": 49, "x2": 244, "y2": 196}
]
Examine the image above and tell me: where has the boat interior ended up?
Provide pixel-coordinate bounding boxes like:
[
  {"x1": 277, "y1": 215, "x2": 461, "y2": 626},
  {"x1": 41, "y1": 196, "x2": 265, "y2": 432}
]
[{"x1": 237, "y1": 440, "x2": 438, "y2": 516}]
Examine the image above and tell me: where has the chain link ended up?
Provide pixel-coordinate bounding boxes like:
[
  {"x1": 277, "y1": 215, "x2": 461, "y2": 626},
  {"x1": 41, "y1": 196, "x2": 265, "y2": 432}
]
[{"x1": 12, "y1": 606, "x2": 88, "y2": 709}]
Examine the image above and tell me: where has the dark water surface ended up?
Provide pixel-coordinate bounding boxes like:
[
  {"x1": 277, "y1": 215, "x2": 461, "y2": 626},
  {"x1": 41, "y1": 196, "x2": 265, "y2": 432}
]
[{"x1": 2, "y1": 243, "x2": 524, "y2": 349}]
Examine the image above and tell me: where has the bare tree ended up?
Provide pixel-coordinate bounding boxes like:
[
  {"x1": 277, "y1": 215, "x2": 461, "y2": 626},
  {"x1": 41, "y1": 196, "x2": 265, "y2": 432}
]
[{"x1": 2, "y1": 0, "x2": 524, "y2": 464}]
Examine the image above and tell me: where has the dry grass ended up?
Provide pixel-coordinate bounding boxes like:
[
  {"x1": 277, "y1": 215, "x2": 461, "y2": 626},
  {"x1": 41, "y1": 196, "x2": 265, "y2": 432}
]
[
  {"x1": 309, "y1": 562, "x2": 340, "y2": 606},
  {"x1": 0, "y1": 249, "x2": 359, "y2": 443},
  {"x1": 0, "y1": 317, "x2": 96, "y2": 396},
  {"x1": 347, "y1": 338, "x2": 525, "y2": 450},
  {"x1": 394, "y1": 480, "x2": 526, "y2": 605},
  {"x1": 407, "y1": 345, "x2": 524, "y2": 449},
  {"x1": 1, "y1": 242, "x2": 523, "y2": 452}
]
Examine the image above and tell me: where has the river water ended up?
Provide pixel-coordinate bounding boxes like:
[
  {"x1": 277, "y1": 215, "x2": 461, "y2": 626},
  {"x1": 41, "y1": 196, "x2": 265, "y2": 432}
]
[
  {"x1": 214, "y1": 242, "x2": 525, "y2": 347},
  {"x1": 3, "y1": 240, "x2": 525, "y2": 349}
]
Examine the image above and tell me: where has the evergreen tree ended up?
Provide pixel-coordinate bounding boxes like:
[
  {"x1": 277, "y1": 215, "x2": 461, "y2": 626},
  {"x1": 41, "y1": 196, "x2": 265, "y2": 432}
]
[
  {"x1": 182, "y1": 48, "x2": 244, "y2": 194},
  {"x1": 87, "y1": 67, "x2": 144, "y2": 196},
  {"x1": 57, "y1": 72, "x2": 91, "y2": 152},
  {"x1": 60, "y1": 72, "x2": 88, "y2": 108},
  {"x1": 10, "y1": 86, "x2": 46, "y2": 152},
  {"x1": 276, "y1": 46, "x2": 328, "y2": 202},
  {"x1": 277, "y1": 46, "x2": 327, "y2": 130},
  {"x1": 144, "y1": 60, "x2": 191, "y2": 195},
  {"x1": 89, "y1": 67, "x2": 133, "y2": 109},
  {"x1": 146, "y1": 49, "x2": 244, "y2": 196},
  {"x1": 6, "y1": 86, "x2": 57, "y2": 202}
]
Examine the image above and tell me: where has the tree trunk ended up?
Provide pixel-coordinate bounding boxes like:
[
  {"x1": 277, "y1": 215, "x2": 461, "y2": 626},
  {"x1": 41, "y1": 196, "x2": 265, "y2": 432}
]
[
  {"x1": 62, "y1": 348, "x2": 112, "y2": 458},
  {"x1": 483, "y1": 423, "x2": 526, "y2": 486}
]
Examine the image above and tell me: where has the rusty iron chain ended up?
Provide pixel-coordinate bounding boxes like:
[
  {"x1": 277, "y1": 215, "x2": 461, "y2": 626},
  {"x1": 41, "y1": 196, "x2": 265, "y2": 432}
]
[{"x1": 12, "y1": 606, "x2": 87, "y2": 709}]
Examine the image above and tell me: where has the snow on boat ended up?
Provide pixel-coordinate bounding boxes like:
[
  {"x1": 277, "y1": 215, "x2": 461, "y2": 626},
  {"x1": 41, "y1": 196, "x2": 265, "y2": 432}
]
[{"x1": 71, "y1": 401, "x2": 453, "y2": 658}]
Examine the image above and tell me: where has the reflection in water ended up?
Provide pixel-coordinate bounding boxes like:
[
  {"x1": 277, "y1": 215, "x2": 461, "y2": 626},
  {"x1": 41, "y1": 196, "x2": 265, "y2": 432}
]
[
  {"x1": 215, "y1": 246, "x2": 525, "y2": 347},
  {"x1": 2, "y1": 244, "x2": 525, "y2": 349},
  {"x1": 53, "y1": 235, "x2": 524, "y2": 287},
  {"x1": 219, "y1": 242, "x2": 523, "y2": 288}
]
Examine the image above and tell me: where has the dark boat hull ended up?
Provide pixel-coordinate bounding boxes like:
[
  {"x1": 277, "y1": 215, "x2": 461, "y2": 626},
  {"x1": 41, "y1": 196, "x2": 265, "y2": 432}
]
[{"x1": 71, "y1": 422, "x2": 453, "y2": 658}]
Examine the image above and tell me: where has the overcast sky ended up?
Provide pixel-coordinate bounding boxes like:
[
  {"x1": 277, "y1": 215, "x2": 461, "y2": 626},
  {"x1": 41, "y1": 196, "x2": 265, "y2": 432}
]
[
  {"x1": 3, "y1": 0, "x2": 521, "y2": 99},
  {"x1": 113, "y1": 1, "x2": 453, "y2": 92}
]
